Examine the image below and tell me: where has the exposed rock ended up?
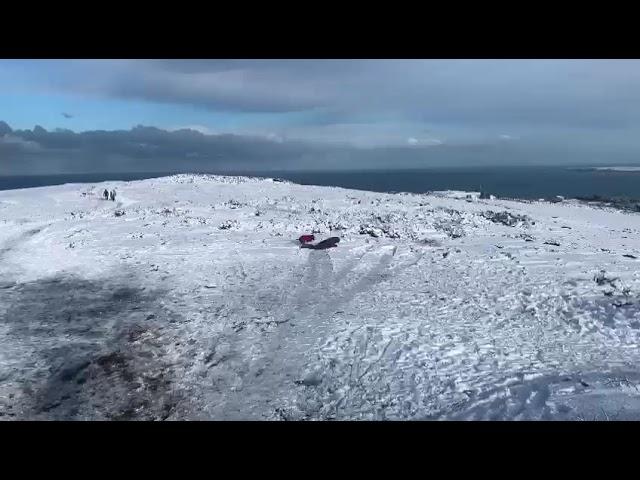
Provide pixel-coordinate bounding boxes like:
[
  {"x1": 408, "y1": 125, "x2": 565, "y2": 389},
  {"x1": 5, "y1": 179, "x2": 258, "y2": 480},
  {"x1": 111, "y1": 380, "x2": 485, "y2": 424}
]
[
  {"x1": 519, "y1": 233, "x2": 535, "y2": 242},
  {"x1": 218, "y1": 220, "x2": 239, "y2": 230},
  {"x1": 482, "y1": 210, "x2": 532, "y2": 227}
]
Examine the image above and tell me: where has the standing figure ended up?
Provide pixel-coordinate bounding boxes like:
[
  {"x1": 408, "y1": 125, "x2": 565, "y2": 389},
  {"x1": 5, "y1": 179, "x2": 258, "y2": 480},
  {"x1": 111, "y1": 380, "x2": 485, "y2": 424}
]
[
  {"x1": 109, "y1": 190, "x2": 116, "y2": 202},
  {"x1": 103, "y1": 189, "x2": 109, "y2": 200}
]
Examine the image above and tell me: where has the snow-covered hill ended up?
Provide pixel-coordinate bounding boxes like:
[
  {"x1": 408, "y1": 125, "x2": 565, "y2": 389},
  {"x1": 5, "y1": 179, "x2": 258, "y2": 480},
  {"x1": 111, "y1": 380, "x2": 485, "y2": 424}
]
[{"x1": 1, "y1": 174, "x2": 640, "y2": 420}]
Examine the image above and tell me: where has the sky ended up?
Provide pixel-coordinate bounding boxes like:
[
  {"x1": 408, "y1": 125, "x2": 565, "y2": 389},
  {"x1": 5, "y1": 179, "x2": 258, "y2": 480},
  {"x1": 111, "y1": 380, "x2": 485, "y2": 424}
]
[{"x1": 2, "y1": 59, "x2": 640, "y2": 174}]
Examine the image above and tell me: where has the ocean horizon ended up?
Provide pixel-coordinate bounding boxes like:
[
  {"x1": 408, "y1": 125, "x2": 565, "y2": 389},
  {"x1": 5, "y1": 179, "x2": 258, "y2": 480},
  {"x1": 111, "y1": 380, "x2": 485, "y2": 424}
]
[{"x1": 1, "y1": 165, "x2": 640, "y2": 200}]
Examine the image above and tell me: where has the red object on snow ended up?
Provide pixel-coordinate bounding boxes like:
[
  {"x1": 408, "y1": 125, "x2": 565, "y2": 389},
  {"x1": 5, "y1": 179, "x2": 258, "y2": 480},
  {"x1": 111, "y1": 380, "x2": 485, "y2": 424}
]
[{"x1": 299, "y1": 234, "x2": 315, "y2": 244}]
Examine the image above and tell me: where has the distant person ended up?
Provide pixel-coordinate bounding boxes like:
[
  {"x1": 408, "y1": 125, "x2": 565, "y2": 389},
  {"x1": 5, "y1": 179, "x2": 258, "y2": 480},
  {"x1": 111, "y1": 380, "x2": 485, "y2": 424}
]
[
  {"x1": 103, "y1": 189, "x2": 109, "y2": 200},
  {"x1": 109, "y1": 190, "x2": 116, "y2": 202}
]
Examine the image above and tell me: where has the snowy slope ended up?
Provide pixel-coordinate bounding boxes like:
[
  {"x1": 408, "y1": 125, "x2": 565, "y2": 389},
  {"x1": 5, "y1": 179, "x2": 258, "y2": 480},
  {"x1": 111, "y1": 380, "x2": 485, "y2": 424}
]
[{"x1": 1, "y1": 174, "x2": 640, "y2": 420}]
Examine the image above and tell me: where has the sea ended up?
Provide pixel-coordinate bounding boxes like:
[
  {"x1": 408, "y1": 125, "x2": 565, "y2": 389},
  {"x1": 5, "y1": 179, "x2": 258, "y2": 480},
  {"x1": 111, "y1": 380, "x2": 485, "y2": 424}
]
[{"x1": 1, "y1": 166, "x2": 640, "y2": 200}]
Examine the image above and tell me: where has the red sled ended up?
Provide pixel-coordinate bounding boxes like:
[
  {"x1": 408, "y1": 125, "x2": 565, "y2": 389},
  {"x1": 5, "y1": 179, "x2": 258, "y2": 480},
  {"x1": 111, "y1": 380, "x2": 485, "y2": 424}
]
[{"x1": 299, "y1": 234, "x2": 315, "y2": 244}]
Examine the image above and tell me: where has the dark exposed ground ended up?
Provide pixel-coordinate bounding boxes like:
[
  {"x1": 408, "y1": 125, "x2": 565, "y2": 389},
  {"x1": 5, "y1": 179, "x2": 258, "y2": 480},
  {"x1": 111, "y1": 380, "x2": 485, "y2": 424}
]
[
  {"x1": 574, "y1": 195, "x2": 640, "y2": 214},
  {"x1": 0, "y1": 273, "x2": 184, "y2": 420}
]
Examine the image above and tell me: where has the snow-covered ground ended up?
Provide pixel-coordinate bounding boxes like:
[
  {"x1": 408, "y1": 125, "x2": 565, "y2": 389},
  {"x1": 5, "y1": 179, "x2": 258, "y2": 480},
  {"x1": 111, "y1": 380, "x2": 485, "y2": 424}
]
[{"x1": 1, "y1": 173, "x2": 640, "y2": 420}]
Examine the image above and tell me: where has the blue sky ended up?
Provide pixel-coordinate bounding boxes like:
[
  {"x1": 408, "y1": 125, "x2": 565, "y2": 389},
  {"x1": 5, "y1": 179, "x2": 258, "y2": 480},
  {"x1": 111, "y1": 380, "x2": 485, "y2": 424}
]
[
  {"x1": 0, "y1": 86, "x2": 314, "y2": 135},
  {"x1": 0, "y1": 60, "x2": 325, "y2": 136},
  {"x1": 2, "y1": 59, "x2": 640, "y2": 172},
  {"x1": 4, "y1": 59, "x2": 640, "y2": 144}
]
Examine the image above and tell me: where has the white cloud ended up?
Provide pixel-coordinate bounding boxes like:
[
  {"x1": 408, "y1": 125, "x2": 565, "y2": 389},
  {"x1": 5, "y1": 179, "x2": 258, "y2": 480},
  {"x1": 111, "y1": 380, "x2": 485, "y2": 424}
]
[
  {"x1": 408, "y1": 137, "x2": 442, "y2": 146},
  {"x1": 266, "y1": 133, "x2": 284, "y2": 143},
  {"x1": 170, "y1": 125, "x2": 215, "y2": 135},
  {"x1": 0, "y1": 134, "x2": 41, "y2": 151}
]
